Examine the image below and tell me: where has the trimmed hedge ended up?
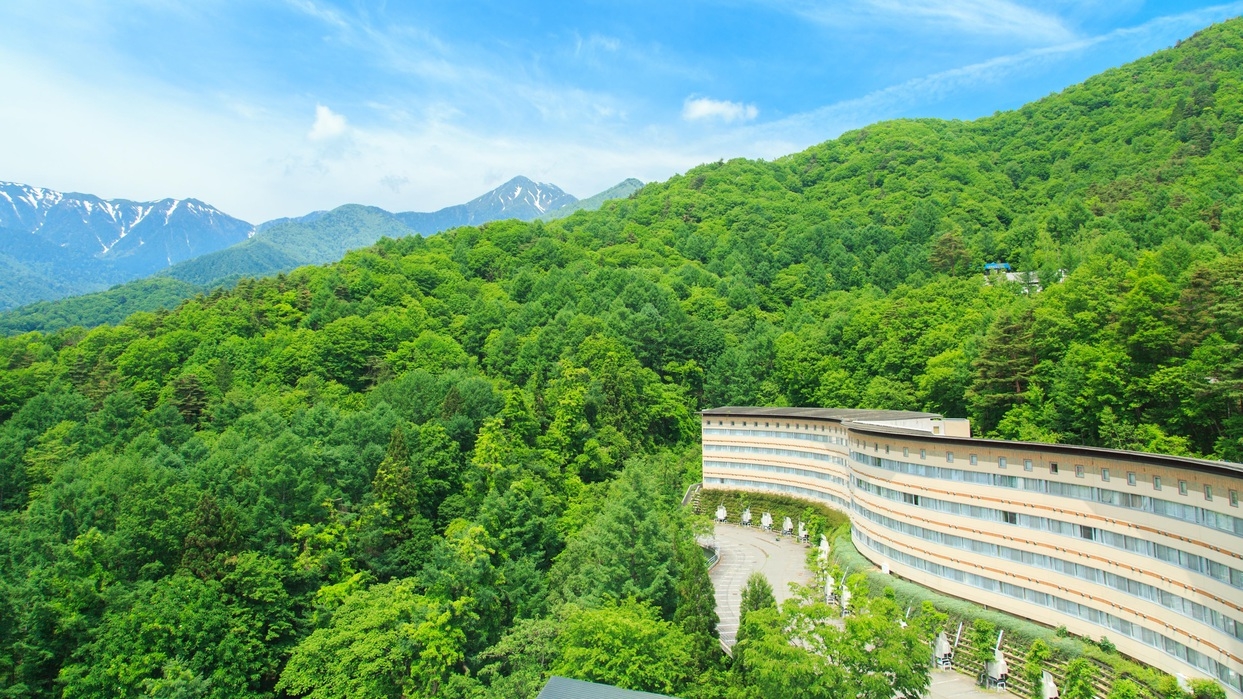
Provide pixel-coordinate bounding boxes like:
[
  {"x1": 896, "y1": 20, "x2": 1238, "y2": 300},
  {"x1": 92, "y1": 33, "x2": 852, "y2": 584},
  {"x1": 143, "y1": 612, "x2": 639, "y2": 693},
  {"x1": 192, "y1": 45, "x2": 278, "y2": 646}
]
[{"x1": 696, "y1": 488, "x2": 849, "y2": 532}]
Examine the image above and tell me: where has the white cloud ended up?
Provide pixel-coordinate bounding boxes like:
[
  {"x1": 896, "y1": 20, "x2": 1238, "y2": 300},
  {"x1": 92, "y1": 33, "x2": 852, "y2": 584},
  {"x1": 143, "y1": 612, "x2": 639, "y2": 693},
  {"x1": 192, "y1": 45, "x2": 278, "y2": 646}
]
[
  {"x1": 308, "y1": 104, "x2": 348, "y2": 140},
  {"x1": 682, "y1": 97, "x2": 759, "y2": 123}
]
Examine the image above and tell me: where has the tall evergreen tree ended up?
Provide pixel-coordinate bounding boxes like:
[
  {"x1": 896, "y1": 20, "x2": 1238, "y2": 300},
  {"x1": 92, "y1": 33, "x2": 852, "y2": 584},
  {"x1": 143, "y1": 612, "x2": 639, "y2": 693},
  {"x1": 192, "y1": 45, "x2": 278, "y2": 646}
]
[
  {"x1": 672, "y1": 524, "x2": 720, "y2": 670},
  {"x1": 968, "y1": 308, "x2": 1038, "y2": 432}
]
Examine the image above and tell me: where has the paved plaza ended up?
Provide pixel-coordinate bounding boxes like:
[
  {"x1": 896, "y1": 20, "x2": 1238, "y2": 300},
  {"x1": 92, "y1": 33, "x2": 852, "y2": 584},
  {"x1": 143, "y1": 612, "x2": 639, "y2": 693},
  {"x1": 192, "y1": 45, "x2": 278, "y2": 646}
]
[
  {"x1": 707, "y1": 523, "x2": 814, "y2": 647},
  {"x1": 707, "y1": 523, "x2": 1008, "y2": 698},
  {"x1": 927, "y1": 669, "x2": 1008, "y2": 699}
]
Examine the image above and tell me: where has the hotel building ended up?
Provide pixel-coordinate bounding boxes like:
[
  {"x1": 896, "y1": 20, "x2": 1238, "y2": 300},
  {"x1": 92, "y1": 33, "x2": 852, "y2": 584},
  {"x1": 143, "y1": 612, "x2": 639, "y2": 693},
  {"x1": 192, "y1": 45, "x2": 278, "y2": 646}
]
[{"x1": 700, "y1": 407, "x2": 1243, "y2": 696}]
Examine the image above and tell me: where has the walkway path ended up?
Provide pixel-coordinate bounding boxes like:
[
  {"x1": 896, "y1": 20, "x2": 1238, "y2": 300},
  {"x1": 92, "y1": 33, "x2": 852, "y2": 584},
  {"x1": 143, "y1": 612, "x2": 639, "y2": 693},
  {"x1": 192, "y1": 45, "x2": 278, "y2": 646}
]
[{"x1": 707, "y1": 523, "x2": 814, "y2": 647}]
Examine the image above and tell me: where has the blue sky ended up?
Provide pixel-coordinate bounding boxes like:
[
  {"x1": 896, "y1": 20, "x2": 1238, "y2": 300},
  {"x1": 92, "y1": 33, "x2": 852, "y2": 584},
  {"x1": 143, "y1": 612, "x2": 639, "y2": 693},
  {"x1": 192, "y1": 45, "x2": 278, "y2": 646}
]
[{"x1": 1, "y1": 1, "x2": 1240, "y2": 222}]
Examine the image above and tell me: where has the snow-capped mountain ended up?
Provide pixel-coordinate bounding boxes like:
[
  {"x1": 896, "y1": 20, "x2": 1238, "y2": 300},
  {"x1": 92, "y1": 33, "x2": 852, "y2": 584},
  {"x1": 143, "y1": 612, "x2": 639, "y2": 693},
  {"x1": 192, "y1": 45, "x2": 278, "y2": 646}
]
[
  {"x1": 0, "y1": 182, "x2": 254, "y2": 274},
  {"x1": 396, "y1": 176, "x2": 578, "y2": 234},
  {"x1": 0, "y1": 181, "x2": 254, "y2": 308}
]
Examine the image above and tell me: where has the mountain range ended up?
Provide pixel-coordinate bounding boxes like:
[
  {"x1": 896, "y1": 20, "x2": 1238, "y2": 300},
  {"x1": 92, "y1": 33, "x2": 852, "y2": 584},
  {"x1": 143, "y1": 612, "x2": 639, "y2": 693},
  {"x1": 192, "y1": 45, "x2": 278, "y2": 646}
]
[
  {"x1": 0, "y1": 176, "x2": 642, "y2": 330},
  {"x1": 0, "y1": 183, "x2": 253, "y2": 308}
]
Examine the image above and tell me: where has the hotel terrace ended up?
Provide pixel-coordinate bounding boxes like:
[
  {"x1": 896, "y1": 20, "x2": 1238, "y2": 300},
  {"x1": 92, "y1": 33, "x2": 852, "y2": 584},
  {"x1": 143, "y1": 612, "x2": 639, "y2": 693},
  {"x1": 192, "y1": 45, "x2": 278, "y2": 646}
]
[{"x1": 700, "y1": 407, "x2": 1243, "y2": 696}]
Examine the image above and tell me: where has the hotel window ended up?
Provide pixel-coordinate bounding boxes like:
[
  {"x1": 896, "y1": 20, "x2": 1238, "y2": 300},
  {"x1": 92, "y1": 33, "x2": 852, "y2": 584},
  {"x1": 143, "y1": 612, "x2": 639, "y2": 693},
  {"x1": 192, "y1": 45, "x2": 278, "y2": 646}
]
[
  {"x1": 1101, "y1": 468, "x2": 1110, "y2": 482},
  {"x1": 1179, "y1": 480, "x2": 1188, "y2": 496},
  {"x1": 1050, "y1": 463, "x2": 1059, "y2": 474},
  {"x1": 1002, "y1": 511, "x2": 1018, "y2": 525},
  {"x1": 903, "y1": 447, "x2": 910, "y2": 458},
  {"x1": 730, "y1": 421, "x2": 735, "y2": 426},
  {"x1": 1023, "y1": 459, "x2": 1033, "y2": 471},
  {"x1": 1075, "y1": 464, "x2": 1084, "y2": 478},
  {"x1": 1231, "y1": 490, "x2": 1239, "y2": 507},
  {"x1": 874, "y1": 443, "x2": 879, "y2": 452},
  {"x1": 885, "y1": 444, "x2": 890, "y2": 454},
  {"x1": 946, "y1": 452, "x2": 954, "y2": 463},
  {"x1": 920, "y1": 449, "x2": 927, "y2": 460},
  {"x1": 998, "y1": 457, "x2": 1007, "y2": 469},
  {"x1": 970, "y1": 454, "x2": 978, "y2": 465},
  {"x1": 1127, "y1": 472, "x2": 1136, "y2": 486},
  {"x1": 1204, "y1": 485, "x2": 1213, "y2": 501},
  {"x1": 1154, "y1": 476, "x2": 1162, "y2": 490},
  {"x1": 903, "y1": 492, "x2": 921, "y2": 506}
]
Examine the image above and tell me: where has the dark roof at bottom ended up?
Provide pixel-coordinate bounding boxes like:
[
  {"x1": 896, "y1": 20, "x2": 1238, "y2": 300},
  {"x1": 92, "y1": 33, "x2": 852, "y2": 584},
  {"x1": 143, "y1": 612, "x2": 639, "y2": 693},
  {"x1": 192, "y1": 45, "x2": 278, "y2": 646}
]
[{"x1": 537, "y1": 676, "x2": 677, "y2": 699}]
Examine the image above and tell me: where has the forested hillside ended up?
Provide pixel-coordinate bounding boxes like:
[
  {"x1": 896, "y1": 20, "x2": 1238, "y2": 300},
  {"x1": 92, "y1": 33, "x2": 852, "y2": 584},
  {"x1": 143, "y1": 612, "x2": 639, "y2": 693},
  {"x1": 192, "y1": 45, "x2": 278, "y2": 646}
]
[{"x1": 0, "y1": 18, "x2": 1241, "y2": 699}]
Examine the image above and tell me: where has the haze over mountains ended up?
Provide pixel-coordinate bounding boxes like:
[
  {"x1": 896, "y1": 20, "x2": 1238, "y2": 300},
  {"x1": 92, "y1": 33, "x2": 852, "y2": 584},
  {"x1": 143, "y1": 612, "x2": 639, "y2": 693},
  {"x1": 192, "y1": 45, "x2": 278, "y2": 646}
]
[{"x1": 0, "y1": 176, "x2": 643, "y2": 328}]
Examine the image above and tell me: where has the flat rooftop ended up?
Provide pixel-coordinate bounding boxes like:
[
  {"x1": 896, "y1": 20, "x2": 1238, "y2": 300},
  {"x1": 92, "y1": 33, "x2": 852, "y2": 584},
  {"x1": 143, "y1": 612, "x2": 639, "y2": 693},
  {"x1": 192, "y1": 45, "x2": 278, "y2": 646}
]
[
  {"x1": 700, "y1": 405, "x2": 1243, "y2": 480},
  {"x1": 701, "y1": 406, "x2": 941, "y2": 422}
]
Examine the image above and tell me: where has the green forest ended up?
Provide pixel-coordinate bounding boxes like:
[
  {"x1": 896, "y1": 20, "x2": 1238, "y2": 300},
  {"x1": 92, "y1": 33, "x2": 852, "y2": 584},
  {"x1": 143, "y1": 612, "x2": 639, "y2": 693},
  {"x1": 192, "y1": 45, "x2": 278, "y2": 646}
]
[{"x1": 1, "y1": 17, "x2": 1241, "y2": 699}]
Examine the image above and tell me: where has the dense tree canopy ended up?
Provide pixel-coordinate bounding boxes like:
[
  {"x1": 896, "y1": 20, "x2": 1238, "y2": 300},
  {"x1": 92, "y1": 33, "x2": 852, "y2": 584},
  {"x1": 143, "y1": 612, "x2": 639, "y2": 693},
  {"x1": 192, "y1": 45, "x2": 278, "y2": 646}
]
[{"x1": 0, "y1": 18, "x2": 1241, "y2": 699}]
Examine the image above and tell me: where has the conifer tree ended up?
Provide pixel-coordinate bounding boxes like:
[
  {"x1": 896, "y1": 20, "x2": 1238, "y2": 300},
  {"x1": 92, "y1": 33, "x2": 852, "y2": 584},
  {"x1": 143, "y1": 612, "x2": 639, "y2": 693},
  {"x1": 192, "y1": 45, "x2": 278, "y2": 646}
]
[
  {"x1": 969, "y1": 308, "x2": 1038, "y2": 432},
  {"x1": 672, "y1": 526, "x2": 720, "y2": 670}
]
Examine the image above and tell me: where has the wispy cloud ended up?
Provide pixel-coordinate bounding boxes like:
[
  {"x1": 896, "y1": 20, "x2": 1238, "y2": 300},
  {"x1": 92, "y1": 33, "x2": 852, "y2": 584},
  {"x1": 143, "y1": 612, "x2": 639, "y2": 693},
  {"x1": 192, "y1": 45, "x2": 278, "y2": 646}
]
[
  {"x1": 575, "y1": 32, "x2": 621, "y2": 56},
  {"x1": 683, "y1": 97, "x2": 759, "y2": 123},
  {"x1": 286, "y1": 0, "x2": 460, "y2": 84},
  {"x1": 379, "y1": 174, "x2": 409, "y2": 193},
  {"x1": 767, "y1": 0, "x2": 1073, "y2": 43},
  {"x1": 870, "y1": 0, "x2": 1072, "y2": 41},
  {"x1": 716, "y1": 2, "x2": 1243, "y2": 156}
]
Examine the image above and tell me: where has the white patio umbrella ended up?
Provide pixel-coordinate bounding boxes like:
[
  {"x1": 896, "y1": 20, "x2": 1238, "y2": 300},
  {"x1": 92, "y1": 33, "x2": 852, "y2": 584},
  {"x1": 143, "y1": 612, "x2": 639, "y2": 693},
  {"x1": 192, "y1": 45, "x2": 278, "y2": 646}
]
[{"x1": 1042, "y1": 670, "x2": 1059, "y2": 699}]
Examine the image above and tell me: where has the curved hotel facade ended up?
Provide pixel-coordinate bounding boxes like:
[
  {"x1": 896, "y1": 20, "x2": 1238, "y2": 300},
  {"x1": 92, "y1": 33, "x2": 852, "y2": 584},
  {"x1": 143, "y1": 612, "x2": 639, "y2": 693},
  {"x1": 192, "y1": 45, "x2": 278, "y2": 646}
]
[{"x1": 701, "y1": 407, "x2": 1243, "y2": 696}]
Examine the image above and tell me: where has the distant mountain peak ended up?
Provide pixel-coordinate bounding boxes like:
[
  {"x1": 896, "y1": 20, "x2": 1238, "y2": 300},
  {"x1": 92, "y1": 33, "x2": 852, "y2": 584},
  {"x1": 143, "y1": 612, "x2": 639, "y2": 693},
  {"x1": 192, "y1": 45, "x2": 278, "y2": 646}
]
[
  {"x1": 478, "y1": 176, "x2": 573, "y2": 215},
  {"x1": 396, "y1": 175, "x2": 577, "y2": 235}
]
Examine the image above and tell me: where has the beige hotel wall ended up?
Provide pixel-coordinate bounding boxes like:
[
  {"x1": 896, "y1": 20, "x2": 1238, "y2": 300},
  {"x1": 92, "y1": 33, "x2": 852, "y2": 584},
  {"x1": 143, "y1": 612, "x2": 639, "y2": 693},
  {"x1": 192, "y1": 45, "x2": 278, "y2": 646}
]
[{"x1": 700, "y1": 410, "x2": 1243, "y2": 697}]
